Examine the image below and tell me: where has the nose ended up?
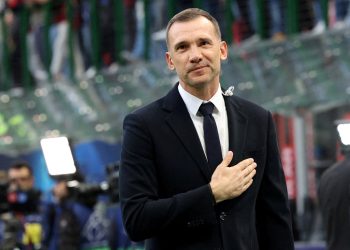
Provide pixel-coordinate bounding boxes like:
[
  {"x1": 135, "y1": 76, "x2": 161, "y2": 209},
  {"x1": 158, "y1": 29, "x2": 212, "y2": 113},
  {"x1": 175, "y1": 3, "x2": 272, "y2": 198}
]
[{"x1": 189, "y1": 46, "x2": 202, "y2": 63}]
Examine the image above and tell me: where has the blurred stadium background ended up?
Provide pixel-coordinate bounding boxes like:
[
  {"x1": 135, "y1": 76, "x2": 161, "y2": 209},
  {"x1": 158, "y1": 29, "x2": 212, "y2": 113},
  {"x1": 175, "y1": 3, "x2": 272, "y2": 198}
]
[{"x1": 1, "y1": 1, "x2": 350, "y2": 249}]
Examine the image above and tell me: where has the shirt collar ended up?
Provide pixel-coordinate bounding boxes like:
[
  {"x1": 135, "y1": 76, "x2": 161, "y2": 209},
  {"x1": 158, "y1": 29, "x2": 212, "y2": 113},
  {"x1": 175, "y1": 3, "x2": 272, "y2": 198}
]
[{"x1": 178, "y1": 83, "x2": 225, "y2": 117}]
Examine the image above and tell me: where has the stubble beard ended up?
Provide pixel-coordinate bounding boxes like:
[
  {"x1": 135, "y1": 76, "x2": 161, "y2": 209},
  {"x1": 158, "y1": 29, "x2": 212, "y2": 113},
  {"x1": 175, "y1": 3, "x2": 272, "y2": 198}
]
[{"x1": 183, "y1": 66, "x2": 220, "y2": 91}]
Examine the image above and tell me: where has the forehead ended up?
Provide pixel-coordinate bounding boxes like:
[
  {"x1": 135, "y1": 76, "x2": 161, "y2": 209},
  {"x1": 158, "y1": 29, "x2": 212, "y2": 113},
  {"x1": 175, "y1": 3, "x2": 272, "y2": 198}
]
[
  {"x1": 167, "y1": 16, "x2": 218, "y2": 46},
  {"x1": 9, "y1": 167, "x2": 31, "y2": 177}
]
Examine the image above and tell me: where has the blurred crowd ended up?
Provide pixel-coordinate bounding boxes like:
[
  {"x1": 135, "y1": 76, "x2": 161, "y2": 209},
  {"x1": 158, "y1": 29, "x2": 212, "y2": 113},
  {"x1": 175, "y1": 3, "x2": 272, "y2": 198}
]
[
  {"x1": 0, "y1": 161, "x2": 144, "y2": 250},
  {"x1": 1, "y1": 0, "x2": 350, "y2": 88}
]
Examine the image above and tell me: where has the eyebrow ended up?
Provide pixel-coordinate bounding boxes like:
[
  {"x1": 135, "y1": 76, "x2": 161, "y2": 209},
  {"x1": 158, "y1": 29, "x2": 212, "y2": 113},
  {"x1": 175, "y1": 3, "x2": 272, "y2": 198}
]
[
  {"x1": 174, "y1": 37, "x2": 213, "y2": 50},
  {"x1": 198, "y1": 37, "x2": 212, "y2": 44}
]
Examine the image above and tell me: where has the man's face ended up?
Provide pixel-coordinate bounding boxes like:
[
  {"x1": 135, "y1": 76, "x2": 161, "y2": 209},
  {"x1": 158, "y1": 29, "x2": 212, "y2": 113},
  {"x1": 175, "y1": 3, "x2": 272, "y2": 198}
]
[
  {"x1": 166, "y1": 16, "x2": 227, "y2": 96},
  {"x1": 8, "y1": 167, "x2": 34, "y2": 191}
]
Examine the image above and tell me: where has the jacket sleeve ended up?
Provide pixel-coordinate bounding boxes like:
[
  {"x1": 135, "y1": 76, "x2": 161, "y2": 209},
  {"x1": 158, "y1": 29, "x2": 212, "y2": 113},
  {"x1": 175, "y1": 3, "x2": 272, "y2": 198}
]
[
  {"x1": 255, "y1": 112, "x2": 295, "y2": 250},
  {"x1": 119, "y1": 113, "x2": 217, "y2": 241}
]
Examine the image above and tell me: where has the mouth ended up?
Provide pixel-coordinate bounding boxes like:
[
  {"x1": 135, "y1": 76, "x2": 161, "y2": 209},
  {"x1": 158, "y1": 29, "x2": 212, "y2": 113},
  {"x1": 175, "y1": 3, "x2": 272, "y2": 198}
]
[{"x1": 189, "y1": 65, "x2": 207, "y2": 73}]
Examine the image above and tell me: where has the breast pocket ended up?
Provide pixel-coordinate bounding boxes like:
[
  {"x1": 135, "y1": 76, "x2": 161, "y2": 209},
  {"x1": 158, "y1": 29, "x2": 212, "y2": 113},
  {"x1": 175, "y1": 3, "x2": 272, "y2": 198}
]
[{"x1": 243, "y1": 148, "x2": 266, "y2": 167}]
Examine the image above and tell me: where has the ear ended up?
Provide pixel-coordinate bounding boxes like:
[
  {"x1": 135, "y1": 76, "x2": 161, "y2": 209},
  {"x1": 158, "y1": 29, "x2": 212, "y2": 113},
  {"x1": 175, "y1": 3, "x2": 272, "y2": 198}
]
[
  {"x1": 220, "y1": 41, "x2": 228, "y2": 60},
  {"x1": 166, "y1": 52, "x2": 175, "y2": 70}
]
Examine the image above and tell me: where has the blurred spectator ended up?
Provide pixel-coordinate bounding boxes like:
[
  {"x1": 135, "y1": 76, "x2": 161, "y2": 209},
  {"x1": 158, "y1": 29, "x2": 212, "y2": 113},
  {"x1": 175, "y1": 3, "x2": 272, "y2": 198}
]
[
  {"x1": 42, "y1": 178, "x2": 93, "y2": 250},
  {"x1": 124, "y1": 0, "x2": 137, "y2": 53},
  {"x1": 0, "y1": 161, "x2": 43, "y2": 249},
  {"x1": 226, "y1": 0, "x2": 286, "y2": 43},
  {"x1": 78, "y1": 0, "x2": 119, "y2": 75},
  {"x1": 42, "y1": 170, "x2": 144, "y2": 250},
  {"x1": 312, "y1": 0, "x2": 350, "y2": 33},
  {"x1": 5, "y1": 0, "x2": 350, "y2": 87},
  {"x1": 76, "y1": 0, "x2": 96, "y2": 77},
  {"x1": 120, "y1": 0, "x2": 140, "y2": 63},
  {"x1": 231, "y1": 0, "x2": 286, "y2": 43},
  {"x1": 121, "y1": 0, "x2": 168, "y2": 63},
  {"x1": 150, "y1": 0, "x2": 167, "y2": 33},
  {"x1": 312, "y1": 0, "x2": 327, "y2": 34},
  {"x1": 8, "y1": 161, "x2": 35, "y2": 192},
  {"x1": 26, "y1": 0, "x2": 49, "y2": 82},
  {"x1": 48, "y1": 0, "x2": 84, "y2": 80},
  {"x1": 132, "y1": 0, "x2": 146, "y2": 58},
  {"x1": 230, "y1": 0, "x2": 259, "y2": 45},
  {"x1": 48, "y1": 0, "x2": 68, "y2": 80},
  {"x1": 4, "y1": 0, "x2": 24, "y2": 87},
  {"x1": 333, "y1": 0, "x2": 350, "y2": 29},
  {"x1": 98, "y1": 0, "x2": 118, "y2": 73},
  {"x1": 148, "y1": 0, "x2": 224, "y2": 58},
  {"x1": 318, "y1": 148, "x2": 350, "y2": 249},
  {"x1": 299, "y1": 0, "x2": 315, "y2": 32},
  {"x1": 269, "y1": 0, "x2": 286, "y2": 41}
]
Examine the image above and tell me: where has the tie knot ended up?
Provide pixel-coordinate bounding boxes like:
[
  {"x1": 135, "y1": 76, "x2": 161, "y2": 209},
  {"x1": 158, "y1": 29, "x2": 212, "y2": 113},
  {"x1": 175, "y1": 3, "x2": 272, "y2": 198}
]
[{"x1": 199, "y1": 102, "x2": 215, "y2": 116}]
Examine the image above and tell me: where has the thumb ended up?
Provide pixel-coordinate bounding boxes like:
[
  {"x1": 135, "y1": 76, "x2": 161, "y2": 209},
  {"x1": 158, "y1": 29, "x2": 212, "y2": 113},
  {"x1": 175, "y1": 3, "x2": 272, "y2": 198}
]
[{"x1": 219, "y1": 151, "x2": 233, "y2": 168}]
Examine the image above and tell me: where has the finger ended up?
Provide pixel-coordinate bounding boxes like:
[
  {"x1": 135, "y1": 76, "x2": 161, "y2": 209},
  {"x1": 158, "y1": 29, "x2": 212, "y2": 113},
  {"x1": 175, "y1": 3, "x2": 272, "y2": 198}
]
[
  {"x1": 220, "y1": 151, "x2": 233, "y2": 167},
  {"x1": 236, "y1": 158, "x2": 255, "y2": 170},
  {"x1": 243, "y1": 179, "x2": 254, "y2": 191},
  {"x1": 243, "y1": 168, "x2": 256, "y2": 186},
  {"x1": 244, "y1": 163, "x2": 257, "y2": 177},
  {"x1": 246, "y1": 168, "x2": 257, "y2": 180}
]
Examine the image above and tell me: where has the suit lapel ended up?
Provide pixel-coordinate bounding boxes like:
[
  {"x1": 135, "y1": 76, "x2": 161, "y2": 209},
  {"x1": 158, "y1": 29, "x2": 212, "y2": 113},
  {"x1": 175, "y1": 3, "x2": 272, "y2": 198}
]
[
  {"x1": 224, "y1": 95, "x2": 248, "y2": 165},
  {"x1": 163, "y1": 85, "x2": 211, "y2": 180}
]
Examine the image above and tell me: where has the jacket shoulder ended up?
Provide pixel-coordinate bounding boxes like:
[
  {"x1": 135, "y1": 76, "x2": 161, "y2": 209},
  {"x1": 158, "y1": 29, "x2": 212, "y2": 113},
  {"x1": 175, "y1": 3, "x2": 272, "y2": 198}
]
[
  {"x1": 230, "y1": 95, "x2": 270, "y2": 118},
  {"x1": 124, "y1": 97, "x2": 166, "y2": 121}
]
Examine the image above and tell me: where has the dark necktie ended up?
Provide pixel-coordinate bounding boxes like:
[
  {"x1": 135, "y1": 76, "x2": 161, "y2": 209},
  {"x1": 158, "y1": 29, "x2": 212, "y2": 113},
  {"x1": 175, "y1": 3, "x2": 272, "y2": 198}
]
[{"x1": 198, "y1": 102, "x2": 222, "y2": 173}]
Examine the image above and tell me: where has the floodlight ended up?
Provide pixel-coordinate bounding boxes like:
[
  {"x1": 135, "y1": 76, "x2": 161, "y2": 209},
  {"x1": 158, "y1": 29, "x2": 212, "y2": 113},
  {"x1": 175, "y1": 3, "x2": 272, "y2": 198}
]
[
  {"x1": 40, "y1": 137, "x2": 77, "y2": 176},
  {"x1": 337, "y1": 122, "x2": 350, "y2": 146},
  {"x1": 337, "y1": 120, "x2": 350, "y2": 146}
]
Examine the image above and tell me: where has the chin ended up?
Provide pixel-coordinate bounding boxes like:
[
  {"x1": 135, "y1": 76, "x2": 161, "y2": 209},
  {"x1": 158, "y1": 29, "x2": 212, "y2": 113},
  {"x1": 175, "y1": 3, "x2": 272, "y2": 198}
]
[{"x1": 190, "y1": 81, "x2": 213, "y2": 90}]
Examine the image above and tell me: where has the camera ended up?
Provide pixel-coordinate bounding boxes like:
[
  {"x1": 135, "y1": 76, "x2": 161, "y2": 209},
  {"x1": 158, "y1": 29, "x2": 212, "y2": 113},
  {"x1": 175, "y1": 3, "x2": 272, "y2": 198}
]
[
  {"x1": 0, "y1": 181, "x2": 41, "y2": 215},
  {"x1": 40, "y1": 137, "x2": 120, "y2": 206},
  {"x1": 66, "y1": 162, "x2": 120, "y2": 205},
  {"x1": 0, "y1": 184, "x2": 42, "y2": 250}
]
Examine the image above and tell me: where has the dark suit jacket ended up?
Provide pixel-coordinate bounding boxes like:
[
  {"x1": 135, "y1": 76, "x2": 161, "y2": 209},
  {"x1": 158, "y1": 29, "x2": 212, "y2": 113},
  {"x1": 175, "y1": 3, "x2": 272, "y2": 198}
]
[
  {"x1": 318, "y1": 156, "x2": 350, "y2": 250},
  {"x1": 119, "y1": 84, "x2": 294, "y2": 250}
]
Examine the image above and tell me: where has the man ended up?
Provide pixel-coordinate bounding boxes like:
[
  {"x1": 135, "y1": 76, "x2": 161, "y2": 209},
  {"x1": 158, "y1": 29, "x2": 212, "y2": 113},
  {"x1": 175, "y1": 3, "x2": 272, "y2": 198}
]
[
  {"x1": 41, "y1": 178, "x2": 92, "y2": 250},
  {"x1": 3, "y1": 162, "x2": 43, "y2": 249},
  {"x1": 8, "y1": 162, "x2": 34, "y2": 191},
  {"x1": 318, "y1": 126, "x2": 350, "y2": 250},
  {"x1": 7, "y1": 162, "x2": 41, "y2": 214},
  {"x1": 119, "y1": 8, "x2": 294, "y2": 250}
]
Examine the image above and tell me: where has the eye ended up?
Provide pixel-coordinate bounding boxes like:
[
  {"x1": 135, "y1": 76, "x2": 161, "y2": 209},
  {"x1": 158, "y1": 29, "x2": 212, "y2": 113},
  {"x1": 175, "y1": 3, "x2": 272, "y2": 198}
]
[
  {"x1": 198, "y1": 39, "x2": 212, "y2": 46},
  {"x1": 176, "y1": 44, "x2": 187, "y2": 51}
]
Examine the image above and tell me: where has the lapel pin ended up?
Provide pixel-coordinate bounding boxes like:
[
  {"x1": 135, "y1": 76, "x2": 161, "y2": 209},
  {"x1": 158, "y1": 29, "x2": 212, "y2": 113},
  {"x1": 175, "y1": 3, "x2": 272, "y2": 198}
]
[{"x1": 223, "y1": 86, "x2": 235, "y2": 96}]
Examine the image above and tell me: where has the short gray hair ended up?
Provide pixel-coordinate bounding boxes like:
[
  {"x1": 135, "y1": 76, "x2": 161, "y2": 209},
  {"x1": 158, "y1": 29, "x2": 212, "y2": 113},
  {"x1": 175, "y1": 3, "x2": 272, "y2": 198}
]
[{"x1": 166, "y1": 8, "x2": 222, "y2": 48}]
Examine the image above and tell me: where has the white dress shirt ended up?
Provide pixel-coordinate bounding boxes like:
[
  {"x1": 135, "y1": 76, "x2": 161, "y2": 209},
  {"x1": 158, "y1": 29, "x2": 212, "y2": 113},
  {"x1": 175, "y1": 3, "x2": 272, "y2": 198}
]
[{"x1": 178, "y1": 84, "x2": 229, "y2": 160}]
